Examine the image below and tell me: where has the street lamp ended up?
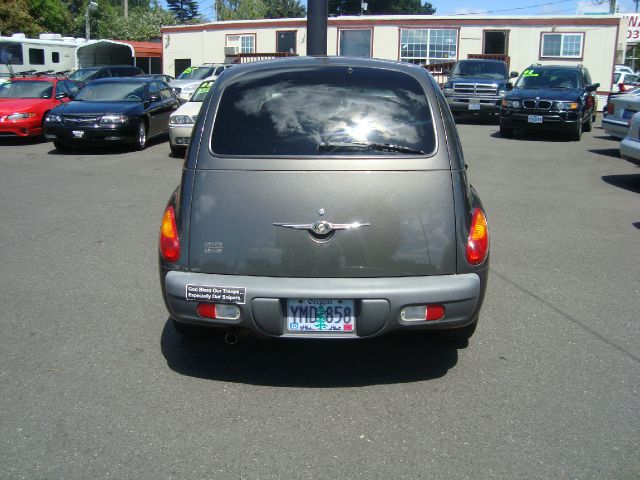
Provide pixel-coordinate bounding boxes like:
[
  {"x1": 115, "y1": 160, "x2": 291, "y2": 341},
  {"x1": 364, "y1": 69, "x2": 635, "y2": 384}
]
[{"x1": 85, "y1": 1, "x2": 98, "y2": 41}]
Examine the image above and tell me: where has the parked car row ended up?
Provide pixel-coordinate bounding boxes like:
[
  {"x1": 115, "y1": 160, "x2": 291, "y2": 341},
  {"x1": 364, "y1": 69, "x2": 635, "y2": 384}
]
[
  {"x1": 1, "y1": 64, "x2": 237, "y2": 155},
  {"x1": 441, "y1": 60, "x2": 599, "y2": 141}
]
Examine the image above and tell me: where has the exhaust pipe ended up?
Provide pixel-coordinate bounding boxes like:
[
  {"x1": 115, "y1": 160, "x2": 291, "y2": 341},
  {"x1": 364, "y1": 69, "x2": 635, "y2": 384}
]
[{"x1": 224, "y1": 331, "x2": 239, "y2": 345}]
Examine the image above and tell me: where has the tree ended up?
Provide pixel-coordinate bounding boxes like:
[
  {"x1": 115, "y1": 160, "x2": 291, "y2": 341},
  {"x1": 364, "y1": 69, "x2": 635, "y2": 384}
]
[
  {"x1": 166, "y1": 0, "x2": 200, "y2": 22},
  {"x1": 328, "y1": 0, "x2": 435, "y2": 16},
  {"x1": 95, "y1": 7, "x2": 178, "y2": 41},
  {"x1": 216, "y1": 0, "x2": 267, "y2": 21},
  {"x1": 264, "y1": 0, "x2": 305, "y2": 18}
]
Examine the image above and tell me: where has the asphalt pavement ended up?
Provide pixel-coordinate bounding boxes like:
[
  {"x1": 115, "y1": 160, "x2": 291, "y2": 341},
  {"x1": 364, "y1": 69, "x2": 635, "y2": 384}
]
[{"x1": 0, "y1": 123, "x2": 638, "y2": 479}]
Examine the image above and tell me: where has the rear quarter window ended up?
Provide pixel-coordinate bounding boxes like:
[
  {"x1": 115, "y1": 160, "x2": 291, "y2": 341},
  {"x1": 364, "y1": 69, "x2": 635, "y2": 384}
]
[{"x1": 210, "y1": 66, "x2": 436, "y2": 157}]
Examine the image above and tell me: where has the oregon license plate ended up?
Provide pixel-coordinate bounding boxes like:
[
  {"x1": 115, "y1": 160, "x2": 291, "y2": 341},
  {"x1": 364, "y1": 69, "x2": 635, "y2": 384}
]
[
  {"x1": 468, "y1": 103, "x2": 481, "y2": 110},
  {"x1": 286, "y1": 299, "x2": 355, "y2": 333},
  {"x1": 72, "y1": 130, "x2": 84, "y2": 138},
  {"x1": 528, "y1": 115, "x2": 543, "y2": 124}
]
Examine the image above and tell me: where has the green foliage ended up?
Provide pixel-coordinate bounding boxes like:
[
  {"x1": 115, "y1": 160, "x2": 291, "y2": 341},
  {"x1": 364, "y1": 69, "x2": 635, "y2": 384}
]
[
  {"x1": 94, "y1": 7, "x2": 178, "y2": 41},
  {"x1": 166, "y1": 0, "x2": 200, "y2": 22},
  {"x1": 0, "y1": 0, "x2": 43, "y2": 37},
  {"x1": 216, "y1": 0, "x2": 267, "y2": 20},
  {"x1": 263, "y1": 0, "x2": 305, "y2": 19},
  {"x1": 328, "y1": 0, "x2": 435, "y2": 16}
]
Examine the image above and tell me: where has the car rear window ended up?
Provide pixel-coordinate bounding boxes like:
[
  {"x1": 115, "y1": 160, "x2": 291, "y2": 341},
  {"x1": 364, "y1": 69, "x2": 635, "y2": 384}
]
[{"x1": 210, "y1": 66, "x2": 435, "y2": 156}]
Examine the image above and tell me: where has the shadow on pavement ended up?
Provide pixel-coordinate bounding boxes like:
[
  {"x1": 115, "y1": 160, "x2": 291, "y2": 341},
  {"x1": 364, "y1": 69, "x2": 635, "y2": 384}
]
[
  {"x1": 160, "y1": 319, "x2": 460, "y2": 387},
  {"x1": 602, "y1": 173, "x2": 640, "y2": 194},
  {"x1": 589, "y1": 148, "x2": 622, "y2": 159},
  {"x1": 46, "y1": 134, "x2": 168, "y2": 155},
  {"x1": 489, "y1": 130, "x2": 575, "y2": 142}
]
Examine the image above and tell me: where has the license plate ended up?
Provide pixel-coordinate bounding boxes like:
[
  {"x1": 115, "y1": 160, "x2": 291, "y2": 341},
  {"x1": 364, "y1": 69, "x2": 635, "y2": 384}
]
[
  {"x1": 468, "y1": 103, "x2": 481, "y2": 111},
  {"x1": 72, "y1": 130, "x2": 84, "y2": 138},
  {"x1": 623, "y1": 109, "x2": 636, "y2": 119},
  {"x1": 528, "y1": 115, "x2": 543, "y2": 124},
  {"x1": 286, "y1": 299, "x2": 355, "y2": 333}
]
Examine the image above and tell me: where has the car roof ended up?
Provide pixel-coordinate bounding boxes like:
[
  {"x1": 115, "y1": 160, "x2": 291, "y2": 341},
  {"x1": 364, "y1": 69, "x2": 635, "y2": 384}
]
[{"x1": 89, "y1": 77, "x2": 153, "y2": 85}]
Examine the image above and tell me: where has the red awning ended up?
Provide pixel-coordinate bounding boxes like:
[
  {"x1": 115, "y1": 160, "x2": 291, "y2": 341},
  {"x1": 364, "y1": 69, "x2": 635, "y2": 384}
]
[{"x1": 115, "y1": 40, "x2": 162, "y2": 58}]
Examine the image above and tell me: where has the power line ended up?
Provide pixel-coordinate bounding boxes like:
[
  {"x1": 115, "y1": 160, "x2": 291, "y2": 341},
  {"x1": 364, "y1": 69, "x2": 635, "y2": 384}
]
[{"x1": 449, "y1": 0, "x2": 577, "y2": 16}]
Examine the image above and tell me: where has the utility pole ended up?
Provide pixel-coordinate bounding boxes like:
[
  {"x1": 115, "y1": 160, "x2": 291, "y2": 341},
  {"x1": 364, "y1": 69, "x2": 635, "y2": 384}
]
[
  {"x1": 609, "y1": 0, "x2": 617, "y2": 14},
  {"x1": 124, "y1": 0, "x2": 128, "y2": 18}
]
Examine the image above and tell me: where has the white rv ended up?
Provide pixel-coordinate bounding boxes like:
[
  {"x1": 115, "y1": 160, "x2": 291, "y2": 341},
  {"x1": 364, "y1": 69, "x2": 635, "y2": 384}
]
[
  {"x1": 0, "y1": 33, "x2": 145, "y2": 78},
  {"x1": 0, "y1": 33, "x2": 86, "y2": 77}
]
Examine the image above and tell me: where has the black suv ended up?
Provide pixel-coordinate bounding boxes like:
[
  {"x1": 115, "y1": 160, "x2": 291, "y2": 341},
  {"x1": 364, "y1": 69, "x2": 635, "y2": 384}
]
[{"x1": 499, "y1": 64, "x2": 599, "y2": 140}]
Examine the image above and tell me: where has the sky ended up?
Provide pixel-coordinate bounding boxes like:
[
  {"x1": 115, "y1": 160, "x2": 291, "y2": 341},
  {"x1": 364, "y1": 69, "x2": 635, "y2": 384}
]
[{"x1": 192, "y1": 0, "x2": 640, "y2": 21}]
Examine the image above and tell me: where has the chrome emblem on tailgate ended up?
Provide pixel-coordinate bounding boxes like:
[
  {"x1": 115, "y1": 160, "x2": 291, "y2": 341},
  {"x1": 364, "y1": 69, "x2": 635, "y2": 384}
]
[{"x1": 274, "y1": 221, "x2": 370, "y2": 236}]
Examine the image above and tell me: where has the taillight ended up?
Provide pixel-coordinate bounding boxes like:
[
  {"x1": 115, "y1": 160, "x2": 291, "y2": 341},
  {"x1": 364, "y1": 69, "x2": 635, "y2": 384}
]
[
  {"x1": 160, "y1": 205, "x2": 180, "y2": 262},
  {"x1": 586, "y1": 96, "x2": 594, "y2": 108},
  {"x1": 466, "y1": 208, "x2": 489, "y2": 265},
  {"x1": 607, "y1": 102, "x2": 614, "y2": 115},
  {"x1": 619, "y1": 82, "x2": 627, "y2": 92},
  {"x1": 197, "y1": 303, "x2": 241, "y2": 320}
]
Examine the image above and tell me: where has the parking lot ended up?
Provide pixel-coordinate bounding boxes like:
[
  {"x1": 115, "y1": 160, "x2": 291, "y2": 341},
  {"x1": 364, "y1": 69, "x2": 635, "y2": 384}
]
[{"x1": 1, "y1": 121, "x2": 638, "y2": 479}]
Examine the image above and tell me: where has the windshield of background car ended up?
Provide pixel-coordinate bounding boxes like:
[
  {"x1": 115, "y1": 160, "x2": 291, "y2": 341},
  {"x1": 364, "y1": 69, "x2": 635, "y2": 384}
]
[
  {"x1": 0, "y1": 80, "x2": 54, "y2": 98},
  {"x1": 452, "y1": 61, "x2": 507, "y2": 79},
  {"x1": 75, "y1": 81, "x2": 146, "y2": 101},
  {"x1": 515, "y1": 68, "x2": 581, "y2": 89},
  {"x1": 178, "y1": 67, "x2": 215, "y2": 80},
  {"x1": 69, "y1": 68, "x2": 100, "y2": 82},
  {"x1": 211, "y1": 66, "x2": 435, "y2": 156},
  {"x1": 190, "y1": 80, "x2": 214, "y2": 102}
]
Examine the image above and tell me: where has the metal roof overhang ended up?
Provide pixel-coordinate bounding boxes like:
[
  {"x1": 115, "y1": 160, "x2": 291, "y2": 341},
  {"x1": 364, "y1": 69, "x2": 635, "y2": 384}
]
[{"x1": 75, "y1": 40, "x2": 135, "y2": 68}]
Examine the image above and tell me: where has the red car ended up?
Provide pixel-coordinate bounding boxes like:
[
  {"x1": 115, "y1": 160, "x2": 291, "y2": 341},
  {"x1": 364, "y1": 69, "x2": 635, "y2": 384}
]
[{"x1": 0, "y1": 76, "x2": 81, "y2": 138}]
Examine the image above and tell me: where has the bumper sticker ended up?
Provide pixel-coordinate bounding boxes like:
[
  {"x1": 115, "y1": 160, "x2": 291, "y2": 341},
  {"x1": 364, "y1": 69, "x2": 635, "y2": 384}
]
[{"x1": 186, "y1": 284, "x2": 246, "y2": 304}]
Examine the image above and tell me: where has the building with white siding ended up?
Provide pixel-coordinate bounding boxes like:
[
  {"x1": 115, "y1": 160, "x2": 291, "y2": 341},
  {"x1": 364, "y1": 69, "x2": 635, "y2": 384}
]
[{"x1": 161, "y1": 14, "x2": 628, "y2": 94}]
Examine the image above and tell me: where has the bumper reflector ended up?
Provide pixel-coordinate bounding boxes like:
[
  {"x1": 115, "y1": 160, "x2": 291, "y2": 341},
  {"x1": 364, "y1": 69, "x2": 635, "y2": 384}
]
[
  {"x1": 401, "y1": 304, "x2": 446, "y2": 322},
  {"x1": 197, "y1": 303, "x2": 241, "y2": 320}
]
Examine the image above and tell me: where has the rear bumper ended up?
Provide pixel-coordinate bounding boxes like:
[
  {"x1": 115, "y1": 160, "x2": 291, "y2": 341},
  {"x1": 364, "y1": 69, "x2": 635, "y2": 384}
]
[
  {"x1": 161, "y1": 270, "x2": 487, "y2": 339},
  {"x1": 602, "y1": 117, "x2": 629, "y2": 139}
]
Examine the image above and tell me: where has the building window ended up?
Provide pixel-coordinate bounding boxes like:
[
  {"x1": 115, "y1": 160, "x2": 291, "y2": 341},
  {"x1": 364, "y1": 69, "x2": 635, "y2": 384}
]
[
  {"x1": 52, "y1": 52, "x2": 60, "y2": 63},
  {"x1": 227, "y1": 34, "x2": 255, "y2": 53},
  {"x1": 339, "y1": 29, "x2": 372, "y2": 58},
  {"x1": 400, "y1": 29, "x2": 457, "y2": 65},
  {"x1": 29, "y1": 48, "x2": 45, "y2": 65},
  {"x1": 541, "y1": 33, "x2": 584, "y2": 58}
]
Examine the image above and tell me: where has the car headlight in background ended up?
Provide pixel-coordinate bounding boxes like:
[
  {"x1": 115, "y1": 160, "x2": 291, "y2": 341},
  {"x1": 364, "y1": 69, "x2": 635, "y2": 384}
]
[
  {"x1": 442, "y1": 87, "x2": 454, "y2": 95},
  {"x1": 556, "y1": 101, "x2": 579, "y2": 111},
  {"x1": 498, "y1": 88, "x2": 507, "y2": 96},
  {"x1": 170, "y1": 115, "x2": 195, "y2": 125},
  {"x1": 100, "y1": 114, "x2": 128, "y2": 124},
  {"x1": 501, "y1": 99, "x2": 521, "y2": 108},
  {"x1": 44, "y1": 112, "x2": 62, "y2": 123},
  {"x1": 5, "y1": 112, "x2": 36, "y2": 121}
]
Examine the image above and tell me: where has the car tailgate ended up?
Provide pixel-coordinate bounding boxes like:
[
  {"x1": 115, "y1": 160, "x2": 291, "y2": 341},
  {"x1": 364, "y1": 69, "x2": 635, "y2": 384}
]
[{"x1": 187, "y1": 169, "x2": 457, "y2": 277}]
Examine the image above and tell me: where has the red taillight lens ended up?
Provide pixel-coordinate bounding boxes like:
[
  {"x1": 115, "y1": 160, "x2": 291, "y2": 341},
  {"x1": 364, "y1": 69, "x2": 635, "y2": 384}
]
[
  {"x1": 586, "y1": 96, "x2": 594, "y2": 108},
  {"x1": 607, "y1": 102, "x2": 614, "y2": 115},
  {"x1": 159, "y1": 205, "x2": 180, "y2": 262},
  {"x1": 425, "y1": 304, "x2": 446, "y2": 321},
  {"x1": 619, "y1": 82, "x2": 627, "y2": 92},
  {"x1": 466, "y1": 208, "x2": 489, "y2": 265},
  {"x1": 197, "y1": 303, "x2": 217, "y2": 319}
]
